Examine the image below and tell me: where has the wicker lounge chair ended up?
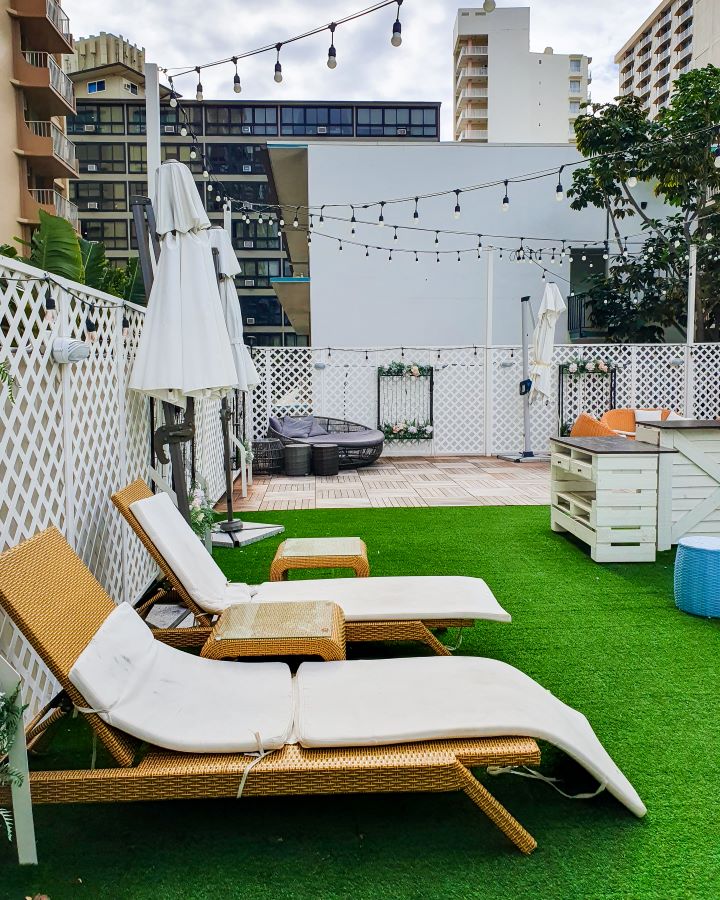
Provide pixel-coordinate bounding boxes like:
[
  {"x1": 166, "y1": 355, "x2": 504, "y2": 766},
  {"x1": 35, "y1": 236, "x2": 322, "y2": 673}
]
[
  {"x1": 0, "y1": 528, "x2": 646, "y2": 854},
  {"x1": 0, "y1": 527, "x2": 540, "y2": 853},
  {"x1": 112, "y1": 480, "x2": 509, "y2": 655},
  {"x1": 268, "y1": 415, "x2": 384, "y2": 468}
]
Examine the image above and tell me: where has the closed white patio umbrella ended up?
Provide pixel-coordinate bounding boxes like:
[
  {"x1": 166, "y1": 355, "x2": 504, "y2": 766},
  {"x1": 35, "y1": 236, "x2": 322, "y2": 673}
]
[
  {"x1": 129, "y1": 160, "x2": 237, "y2": 519},
  {"x1": 530, "y1": 281, "x2": 566, "y2": 405}
]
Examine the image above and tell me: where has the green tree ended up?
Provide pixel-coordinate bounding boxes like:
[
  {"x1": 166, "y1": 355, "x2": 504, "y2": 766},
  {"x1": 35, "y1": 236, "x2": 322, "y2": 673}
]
[{"x1": 569, "y1": 66, "x2": 720, "y2": 342}]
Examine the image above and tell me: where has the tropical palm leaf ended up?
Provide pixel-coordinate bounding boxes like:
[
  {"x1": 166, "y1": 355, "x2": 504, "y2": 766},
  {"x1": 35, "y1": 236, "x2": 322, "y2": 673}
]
[{"x1": 28, "y1": 210, "x2": 83, "y2": 282}]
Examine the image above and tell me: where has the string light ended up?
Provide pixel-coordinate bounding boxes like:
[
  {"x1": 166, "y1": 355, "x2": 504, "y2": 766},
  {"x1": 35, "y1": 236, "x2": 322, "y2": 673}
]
[
  {"x1": 391, "y1": 0, "x2": 403, "y2": 46},
  {"x1": 393, "y1": 226, "x2": 398, "y2": 241},
  {"x1": 195, "y1": 67, "x2": 203, "y2": 102},
  {"x1": 293, "y1": 207, "x2": 300, "y2": 227},
  {"x1": 168, "y1": 77, "x2": 177, "y2": 108},
  {"x1": 413, "y1": 197, "x2": 419, "y2": 219},
  {"x1": 327, "y1": 23, "x2": 338, "y2": 68},
  {"x1": 627, "y1": 174, "x2": 638, "y2": 188},
  {"x1": 274, "y1": 44, "x2": 283, "y2": 83},
  {"x1": 85, "y1": 311, "x2": 98, "y2": 344},
  {"x1": 232, "y1": 57, "x2": 242, "y2": 93},
  {"x1": 453, "y1": 189, "x2": 461, "y2": 219},
  {"x1": 319, "y1": 205, "x2": 325, "y2": 226},
  {"x1": 365, "y1": 245, "x2": 369, "y2": 256},
  {"x1": 122, "y1": 315, "x2": 130, "y2": 339},
  {"x1": 501, "y1": 180, "x2": 509, "y2": 212},
  {"x1": 555, "y1": 166, "x2": 565, "y2": 202},
  {"x1": 378, "y1": 201, "x2": 385, "y2": 225},
  {"x1": 434, "y1": 231, "x2": 439, "y2": 244},
  {"x1": 43, "y1": 293, "x2": 57, "y2": 326}
]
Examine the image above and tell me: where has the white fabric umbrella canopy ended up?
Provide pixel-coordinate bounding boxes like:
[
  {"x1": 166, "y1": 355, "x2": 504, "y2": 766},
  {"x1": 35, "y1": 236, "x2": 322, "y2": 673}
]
[
  {"x1": 129, "y1": 161, "x2": 238, "y2": 408},
  {"x1": 530, "y1": 282, "x2": 566, "y2": 404},
  {"x1": 207, "y1": 227, "x2": 260, "y2": 392}
]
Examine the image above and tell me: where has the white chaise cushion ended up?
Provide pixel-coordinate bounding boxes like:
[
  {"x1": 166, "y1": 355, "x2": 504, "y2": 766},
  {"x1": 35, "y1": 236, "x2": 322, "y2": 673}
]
[
  {"x1": 69, "y1": 604, "x2": 294, "y2": 753},
  {"x1": 295, "y1": 656, "x2": 646, "y2": 818},
  {"x1": 635, "y1": 409, "x2": 664, "y2": 423},
  {"x1": 253, "y1": 576, "x2": 510, "y2": 623},
  {"x1": 130, "y1": 492, "x2": 252, "y2": 614}
]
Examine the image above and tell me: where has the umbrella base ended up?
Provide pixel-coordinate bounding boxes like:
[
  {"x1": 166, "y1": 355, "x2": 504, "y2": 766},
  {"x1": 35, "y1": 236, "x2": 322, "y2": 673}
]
[
  {"x1": 218, "y1": 518, "x2": 245, "y2": 534},
  {"x1": 212, "y1": 522, "x2": 285, "y2": 549},
  {"x1": 497, "y1": 451, "x2": 550, "y2": 463}
]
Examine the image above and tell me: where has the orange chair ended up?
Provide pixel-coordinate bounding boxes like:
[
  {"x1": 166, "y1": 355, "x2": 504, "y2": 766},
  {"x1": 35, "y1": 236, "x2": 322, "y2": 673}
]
[
  {"x1": 600, "y1": 408, "x2": 671, "y2": 439},
  {"x1": 569, "y1": 413, "x2": 616, "y2": 438}
]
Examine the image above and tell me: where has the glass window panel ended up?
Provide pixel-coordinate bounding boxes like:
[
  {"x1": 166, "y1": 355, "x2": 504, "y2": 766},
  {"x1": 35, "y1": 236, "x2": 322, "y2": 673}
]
[
  {"x1": 369, "y1": 108, "x2": 382, "y2": 125},
  {"x1": 128, "y1": 144, "x2": 147, "y2": 174},
  {"x1": 396, "y1": 108, "x2": 410, "y2": 124},
  {"x1": 384, "y1": 108, "x2": 397, "y2": 125},
  {"x1": 410, "y1": 108, "x2": 423, "y2": 124},
  {"x1": 357, "y1": 108, "x2": 370, "y2": 124},
  {"x1": 423, "y1": 108, "x2": 437, "y2": 124}
]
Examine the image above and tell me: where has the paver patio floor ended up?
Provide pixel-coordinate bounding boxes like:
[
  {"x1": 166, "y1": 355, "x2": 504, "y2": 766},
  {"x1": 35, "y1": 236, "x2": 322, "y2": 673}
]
[{"x1": 223, "y1": 456, "x2": 550, "y2": 511}]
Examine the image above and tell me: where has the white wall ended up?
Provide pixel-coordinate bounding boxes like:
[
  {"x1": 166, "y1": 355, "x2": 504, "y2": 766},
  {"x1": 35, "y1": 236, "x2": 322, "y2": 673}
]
[{"x1": 306, "y1": 142, "x2": 665, "y2": 348}]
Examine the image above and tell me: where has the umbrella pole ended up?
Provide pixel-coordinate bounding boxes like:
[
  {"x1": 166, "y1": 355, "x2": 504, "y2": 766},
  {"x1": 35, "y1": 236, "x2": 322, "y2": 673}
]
[
  {"x1": 162, "y1": 400, "x2": 192, "y2": 522},
  {"x1": 218, "y1": 395, "x2": 244, "y2": 540}
]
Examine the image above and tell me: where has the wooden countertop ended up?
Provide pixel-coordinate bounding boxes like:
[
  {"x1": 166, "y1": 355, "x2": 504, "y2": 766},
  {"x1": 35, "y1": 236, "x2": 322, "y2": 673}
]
[
  {"x1": 641, "y1": 419, "x2": 720, "y2": 430},
  {"x1": 551, "y1": 436, "x2": 677, "y2": 454}
]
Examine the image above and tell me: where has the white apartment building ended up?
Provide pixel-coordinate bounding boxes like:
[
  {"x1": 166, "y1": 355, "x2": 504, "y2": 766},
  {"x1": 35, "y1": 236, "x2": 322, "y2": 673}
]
[
  {"x1": 616, "y1": 0, "x2": 719, "y2": 119},
  {"x1": 453, "y1": 7, "x2": 591, "y2": 144}
]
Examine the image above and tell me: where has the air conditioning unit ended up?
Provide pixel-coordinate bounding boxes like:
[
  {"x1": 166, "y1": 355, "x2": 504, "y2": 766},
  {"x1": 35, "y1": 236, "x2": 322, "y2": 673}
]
[
  {"x1": 87, "y1": 164, "x2": 98, "y2": 172},
  {"x1": 87, "y1": 202, "x2": 99, "y2": 209},
  {"x1": 243, "y1": 240, "x2": 253, "y2": 248},
  {"x1": 246, "y1": 317, "x2": 255, "y2": 325},
  {"x1": 244, "y1": 278, "x2": 255, "y2": 286},
  {"x1": 163, "y1": 125, "x2": 176, "y2": 133},
  {"x1": 397, "y1": 127, "x2": 408, "y2": 135},
  {"x1": 241, "y1": 125, "x2": 251, "y2": 134},
  {"x1": 84, "y1": 124, "x2": 95, "y2": 132},
  {"x1": 317, "y1": 126, "x2": 327, "y2": 134},
  {"x1": 242, "y1": 165, "x2": 252, "y2": 173}
]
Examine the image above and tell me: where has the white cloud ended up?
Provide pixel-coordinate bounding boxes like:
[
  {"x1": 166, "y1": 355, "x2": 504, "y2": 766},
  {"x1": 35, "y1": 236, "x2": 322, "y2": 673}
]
[{"x1": 62, "y1": 0, "x2": 661, "y2": 138}]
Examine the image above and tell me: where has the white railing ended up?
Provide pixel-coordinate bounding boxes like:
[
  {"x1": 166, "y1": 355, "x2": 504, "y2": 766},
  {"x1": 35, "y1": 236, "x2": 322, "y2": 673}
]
[
  {"x1": 458, "y1": 128, "x2": 488, "y2": 141},
  {"x1": 459, "y1": 109, "x2": 488, "y2": 122},
  {"x1": 22, "y1": 51, "x2": 74, "y2": 108},
  {"x1": 46, "y1": 0, "x2": 71, "y2": 41},
  {"x1": 460, "y1": 87, "x2": 488, "y2": 101},
  {"x1": 460, "y1": 66, "x2": 488, "y2": 78},
  {"x1": 28, "y1": 188, "x2": 79, "y2": 228},
  {"x1": 24, "y1": 120, "x2": 76, "y2": 169}
]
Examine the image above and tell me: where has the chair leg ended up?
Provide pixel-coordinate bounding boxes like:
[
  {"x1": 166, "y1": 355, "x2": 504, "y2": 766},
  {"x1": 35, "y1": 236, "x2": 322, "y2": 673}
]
[
  {"x1": 453, "y1": 762, "x2": 537, "y2": 854},
  {"x1": 417, "y1": 624, "x2": 453, "y2": 656}
]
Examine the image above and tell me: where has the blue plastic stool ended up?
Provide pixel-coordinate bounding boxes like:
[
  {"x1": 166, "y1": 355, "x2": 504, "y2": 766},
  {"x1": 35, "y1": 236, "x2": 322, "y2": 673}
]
[{"x1": 674, "y1": 535, "x2": 720, "y2": 618}]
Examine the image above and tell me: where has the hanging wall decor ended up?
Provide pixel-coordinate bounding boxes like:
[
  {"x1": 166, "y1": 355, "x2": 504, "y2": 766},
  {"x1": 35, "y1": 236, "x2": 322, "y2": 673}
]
[{"x1": 378, "y1": 361, "x2": 434, "y2": 441}]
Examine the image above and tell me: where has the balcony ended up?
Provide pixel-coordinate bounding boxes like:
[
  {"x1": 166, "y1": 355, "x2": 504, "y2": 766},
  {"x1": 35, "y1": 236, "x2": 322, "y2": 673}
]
[
  {"x1": 455, "y1": 45, "x2": 488, "y2": 73},
  {"x1": 455, "y1": 66, "x2": 488, "y2": 91},
  {"x1": 12, "y1": 50, "x2": 75, "y2": 117},
  {"x1": 16, "y1": 119, "x2": 77, "y2": 178},
  {"x1": 459, "y1": 87, "x2": 488, "y2": 102},
  {"x1": 675, "y1": 6, "x2": 694, "y2": 29},
  {"x1": 21, "y1": 187, "x2": 78, "y2": 229},
  {"x1": 458, "y1": 108, "x2": 488, "y2": 123},
  {"x1": 9, "y1": 0, "x2": 73, "y2": 54},
  {"x1": 458, "y1": 127, "x2": 488, "y2": 142}
]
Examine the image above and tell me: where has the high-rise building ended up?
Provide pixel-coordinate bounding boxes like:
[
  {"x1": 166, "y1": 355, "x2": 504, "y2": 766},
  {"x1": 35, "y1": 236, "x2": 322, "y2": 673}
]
[
  {"x1": 615, "y1": 0, "x2": 718, "y2": 120},
  {"x1": 66, "y1": 34, "x2": 440, "y2": 346},
  {"x1": 453, "y1": 7, "x2": 590, "y2": 144},
  {"x1": 1, "y1": 0, "x2": 77, "y2": 245}
]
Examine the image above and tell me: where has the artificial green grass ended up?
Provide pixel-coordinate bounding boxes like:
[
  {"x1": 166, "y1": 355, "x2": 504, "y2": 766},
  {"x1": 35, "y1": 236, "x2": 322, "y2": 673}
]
[{"x1": 3, "y1": 505, "x2": 719, "y2": 900}]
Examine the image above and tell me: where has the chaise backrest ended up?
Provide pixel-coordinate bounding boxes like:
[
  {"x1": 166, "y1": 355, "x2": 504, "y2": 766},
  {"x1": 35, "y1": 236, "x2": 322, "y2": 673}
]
[
  {"x1": 111, "y1": 480, "x2": 212, "y2": 625},
  {"x1": 0, "y1": 528, "x2": 140, "y2": 766},
  {"x1": 570, "y1": 413, "x2": 616, "y2": 438}
]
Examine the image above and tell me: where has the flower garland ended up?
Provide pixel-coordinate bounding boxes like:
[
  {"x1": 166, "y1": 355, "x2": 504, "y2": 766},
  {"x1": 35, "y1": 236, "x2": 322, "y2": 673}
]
[
  {"x1": 188, "y1": 481, "x2": 216, "y2": 537},
  {"x1": 561, "y1": 357, "x2": 615, "y2": 378},
  {"x1": 378, "y1": 361, "x2": 433, "y2": 377},
  {"x1": 381, "y1": 420, "x2": 434, "y2": 442}
]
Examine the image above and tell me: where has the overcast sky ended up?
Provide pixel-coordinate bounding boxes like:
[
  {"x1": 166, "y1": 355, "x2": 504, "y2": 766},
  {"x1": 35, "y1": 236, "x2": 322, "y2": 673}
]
[{"x1": 63, "y1": 0, "x2": 660, "y2": 138}]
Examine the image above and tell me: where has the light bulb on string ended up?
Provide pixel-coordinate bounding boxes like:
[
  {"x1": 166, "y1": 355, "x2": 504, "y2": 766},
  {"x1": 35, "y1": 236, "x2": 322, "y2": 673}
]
[
  {"x1": 350, "y1": 206, "x2": 356, "y2": 233},
  {"x1": 378, "y1": 201, "x2": 385, "y2": 226},
  {"x1": 477, "y1": 235, "x2": 483, "y2": 250},
  {"x1": 434, "y1": 231, "x2": 439, "y2": 245},
  {"x1": 233, "y1": 56, "x2": 242, "y2": 93},
  {"x1": 453, "y1": 188, "x2": 461, "y2": 219},
  {"x1": 195, "y1": 67, "x2": 203, "y2": 102},
  {"x1": 365, "y1": 245, "x2": 369, "y2": 257},
  {"x1": 415, "y1": 251, "x2": 419, "y2": 262},
  {"x1": 555, "y1": 166, "x2": 565, "y2": 201},
  {"x1": 279, "y1": 215, "x2": 285, "y2": 227},
  {"x1": 393, "y1": 226, "x2": 398, "y2": 241},
  {"x1": 318, "y1": 206, "x2": 325, "y2": 227},
  {"x1": 391, "y1": 0, "x2": 403, "y2": 46},
  {"x1": 43, "y1": 293, "x2": 57, "y2": 326},
  {"x1": 501, "y1": 180, "x2": 510, "y2": 212},
  {"x1": 483, "y1": 0, "x2": 496, "y2": 10},
  {"x1": 339, "y1": 240, "x2": 343, "y2": 251},
  {"x1": 388, "y1": 250, "x2": 393, "y2": 262},
  {"x1": 436, "y1": 252, "x2": 440, "y2": 263},
  {"x1": 274, "y1": 44, "x2": 283, "y2": 83},
  {"x1": 551, "y1": 248, "x2": 556, "y2": 263},
  {"x1": 457, "y1": 251, "x2": 461, "y2": 262},
  {"x1": 169, "y1": 78, "x2": 177, "y2": 108},
  {"x1": 122, "y1": 315, "x2": 130, "y2": 339},
  {"x1": 293, "y1": 207, "x2": 299, "y2": 228},
  {"x1": 327, "y1": 23, "x2": 337, "y2": 68},
  {"x1": 413, "y1": 197, "x2": 419, "y2": 219},
  {"x1": 603, "y1": 242, "x2": 609, "y2": 260},
  {"x1": 627, "y1": 174, "x2": 638, "y2": 188},
  {"x1": 189, "y1": 147, "x2": 197, "y2": 159},
  {"x1": 85, "y1": 311, "x2": 98, "y2": 344}
]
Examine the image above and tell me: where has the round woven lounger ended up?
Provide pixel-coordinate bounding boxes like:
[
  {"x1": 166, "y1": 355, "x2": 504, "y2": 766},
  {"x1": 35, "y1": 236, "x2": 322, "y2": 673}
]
[{"x1": 269, "y1": 416, "x2": 384, "y2": 468}]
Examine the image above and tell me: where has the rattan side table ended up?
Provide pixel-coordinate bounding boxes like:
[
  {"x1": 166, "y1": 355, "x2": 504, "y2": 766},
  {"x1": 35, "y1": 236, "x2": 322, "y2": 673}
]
[
  {"x1": 270, "y1": 537, "x2": 369, "y2": 581},
  {"x1": 200, "y1": 601, "x2": 346, "y2": 660}
]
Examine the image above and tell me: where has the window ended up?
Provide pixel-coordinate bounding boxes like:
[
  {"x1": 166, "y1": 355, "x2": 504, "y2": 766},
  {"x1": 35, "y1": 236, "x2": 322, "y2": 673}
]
[
  {"x1": 569, "y1": 59, "x2": 582, "y2": 72},
  {"x1": 123, "y1": 81, "x2": 139, "y2": 95},
  {"x1": 234, "y1": 259, "x2": 287, "y2": 288},
  {"x1": 244, "y1": 332, "x2": 307, "y2": 347},
  {"x1": 68, "y1": 103, "x2": 124, "y2": 135},
  {"x1": 569, "y1": 101, "x2": 580, "y2": 115},
  {"x1": 240, "y1": 296, "x2": 284, "y2": 326},
  {"x1": 206, "y1": 143, "x2": 266, "y2": 174},
  {"x1": 233, "y1": 218, "x2": 280, "y2": 250},
  {"x1": 206, "y1": 180, "x2": 270, "y2": 212},
  {"x1": 569, "y1": 80, "x2": 582, "y2": 94},
  {"x1": 205, "y1": 105, "x2": 278, "y2": 136},
  {"x1": 70, "y1": 181, "x2": 127, "y2": 211},
  {"x1": 280, "y1": 106, "x2": 353, "y2": 136},
  {"x1": 128, "y1": 144, "x2": 147, "y2": 174},
  {"x1": 80, "y1": 219, "x2": 128, "y2": 250},
  {"x1": 160, "y1": 103, "x2": 203, "y2": 135},
  {"x1": 75, "y1": 142, "x2": 126, "y2": 173},
  {"x1": 126, "y1": 104, "x2": 146, "y2": 135},
  {"x1": 87, "y1": 80, "x2": 106, "y2": 94},
  {"x1": 355, "y1": 106, "x2": 438, "y2": 137},
  {"x1": 162, "y1": 143, "x2": 203, "y2": 173}
]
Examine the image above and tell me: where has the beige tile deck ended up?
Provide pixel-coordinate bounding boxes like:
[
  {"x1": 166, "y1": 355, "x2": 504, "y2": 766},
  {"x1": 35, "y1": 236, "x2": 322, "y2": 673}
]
[{"x1": 221, "y1": 456, "x2": 550, "y2": 512}]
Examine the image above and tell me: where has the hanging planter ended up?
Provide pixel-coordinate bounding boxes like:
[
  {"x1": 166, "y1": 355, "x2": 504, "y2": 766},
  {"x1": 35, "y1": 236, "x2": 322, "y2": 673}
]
[{"x1": 381, "y1": 420, "x2": 434, "y2": 442}]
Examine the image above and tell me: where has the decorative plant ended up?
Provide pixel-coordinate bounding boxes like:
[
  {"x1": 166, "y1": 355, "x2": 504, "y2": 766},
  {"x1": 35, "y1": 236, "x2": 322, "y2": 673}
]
[
  {"x1": 0, "y1": 361, "x2": 14, "y2": 404},
  {"x1": 561, "y1": 357, "x2": 615, "y2": 378},
  {"x1": 188, "y1": 481, "x2": 216, "y2": 537},
  {"x1": 0, "y1": 686, "x2": 25, "y2": 842},
  {"x1": 378, "y1": 361, "x2": 433, "y2": 377},
  {"x1": 381, "y1": 420, "x2": 434, "y2": 442}
]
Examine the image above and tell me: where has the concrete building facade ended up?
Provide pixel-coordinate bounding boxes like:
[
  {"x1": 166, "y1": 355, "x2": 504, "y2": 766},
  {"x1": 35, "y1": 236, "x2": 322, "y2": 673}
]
[
  {"x1": 453, "y1": 7, "x2": 590, "y2": 144},
  {"x1": 615, "y1": 0, "x2": 719, "y2": 119},
  {"x1": 1, "y1": 0, "x2": 77, "y2": 246}
]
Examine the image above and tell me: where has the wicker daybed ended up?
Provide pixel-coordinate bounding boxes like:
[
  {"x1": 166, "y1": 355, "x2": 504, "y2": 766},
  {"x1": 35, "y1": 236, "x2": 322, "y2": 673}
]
[{"x1": 268, "y1": 415, "x2": 384, "y2": 468}]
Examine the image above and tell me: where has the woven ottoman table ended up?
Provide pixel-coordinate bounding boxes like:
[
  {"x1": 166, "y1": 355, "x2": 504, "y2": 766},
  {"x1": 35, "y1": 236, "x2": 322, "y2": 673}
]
[
  {"x1": 270, "y1": 537, "x2": 369, "y2": 581},
  {"x1": 200, "y1": 600, "x2": 346, "y2": 661},
  {"x1": 674, "y1": 535, "x2": 720, "y2": 618}
]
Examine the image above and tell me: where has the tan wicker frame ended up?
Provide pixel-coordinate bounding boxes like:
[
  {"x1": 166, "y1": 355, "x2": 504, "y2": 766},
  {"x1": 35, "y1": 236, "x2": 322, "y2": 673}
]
[
  {"x1": 0, "y1": 528, "x2": 541, "y2": 853},
  {"x1": 270, "y1": 538, "x2": 370, "y2": 581},
  {"x1": 112, "y1": 480, "x2": 475, "y2": 656}
]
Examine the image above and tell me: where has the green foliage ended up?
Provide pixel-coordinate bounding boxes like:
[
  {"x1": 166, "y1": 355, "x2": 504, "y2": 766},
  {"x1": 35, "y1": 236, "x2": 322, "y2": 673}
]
[
  {"x1": 0, "y1": 686, "x2": 25, "y2": 842},
  {"x1": 79, "y1": 237, "x2": 109, "y2": 291},
  {"x1": 378, "y1": 361, "x2": 433, "y2": 377},
  {"x1": 27, "y1": 209, "x2": 84, "y2": 283},
  {"x1": 0, "y1": 244, "x2": 18, "y2": 259},
  {"x1": 570, "y1": 66, "x2": 720, "y2": 342},
  {"x1": 381, "y1": 419, "x2": 434, "y2": 441},
  {"x1": 188, "y1": 481, "x2": 217, "y2": 537},
  {"x1": 0, "y1": 360, "x2": 14, "y2": 404}
]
